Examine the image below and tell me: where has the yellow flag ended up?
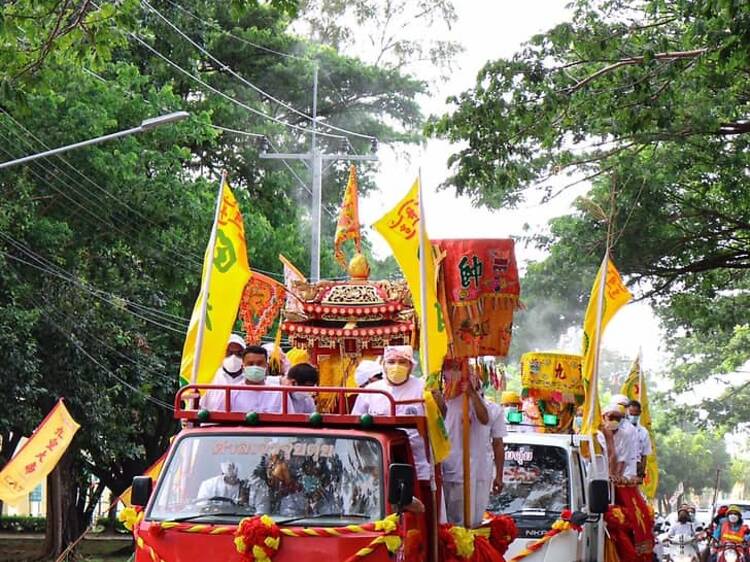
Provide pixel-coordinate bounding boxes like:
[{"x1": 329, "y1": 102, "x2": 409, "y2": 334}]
[
  {"x1": 117, "y1": 453, "x2": 166, "y2": 507},
  {"x1": 374, "y1": 177, "x2": 450, "y2": 462},
  {"x1": 334, "y1": 165, "x2": 361, "y2": 269},
  {"x1": 180, "y1": 178, "x2": 252, "y2": 385},
  {"x1": 0, "y1": 400, "x2": 80, "y2": 503},
  {"x1": 580, "y1": 255, "x2": 632, "y2": 436},
  {"x1": 620, "y1": 356, "x2": 659, "y2": 498}
]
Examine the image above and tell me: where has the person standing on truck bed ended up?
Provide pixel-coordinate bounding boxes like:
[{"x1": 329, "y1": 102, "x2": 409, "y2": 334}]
[
  {"x1": 626, "y1": 399, "x2": 652, "y2": 478},
  {"x1": 200, "y1": 334, "x2": 246, "y2": 411},
  {"x1": 230, "y1": 345, "x2": 293, "y2": 413},
  {"x1": 442, "y1": 372, "x2": 496, "y2": 528},
  {"x1": 351, "y1": 346, "x2": 433, "y2": 482},
  {"x1": 597, "y1": 402, "x2": 637, "y2": 480}
]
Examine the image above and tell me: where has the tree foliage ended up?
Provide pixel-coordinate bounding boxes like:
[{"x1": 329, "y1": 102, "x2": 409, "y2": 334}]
[
  {"x1": 0, "y1": 0, "x2": 429, "y2": 553},
  {"x1": 429, "y1": 0, "x2": 750, "y2": 424}
]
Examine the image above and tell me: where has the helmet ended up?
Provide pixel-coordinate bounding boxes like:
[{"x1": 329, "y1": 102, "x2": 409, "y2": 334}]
[{"x1": 727, "y1": 505, "x2": 742, "y2": 516}]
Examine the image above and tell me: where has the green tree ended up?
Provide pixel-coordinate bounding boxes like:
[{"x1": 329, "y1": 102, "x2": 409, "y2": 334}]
[
  {"x1": 428, "y1": 0, "x2": 750, "y2": 424},
  {"x1": 0, "y1": 0, "x2": 429, "y2": 555}
]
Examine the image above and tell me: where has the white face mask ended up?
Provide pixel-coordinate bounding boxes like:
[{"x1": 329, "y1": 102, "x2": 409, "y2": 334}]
[
  {"x1": 223, "y1": 355, "x2": 243, "y2": 374},
  {"x1": 605, "y1": 419, "x2": 620, "y2": 431},
  {"x1": 729, "y1": 514, "x2": 740, "y2": 524}
]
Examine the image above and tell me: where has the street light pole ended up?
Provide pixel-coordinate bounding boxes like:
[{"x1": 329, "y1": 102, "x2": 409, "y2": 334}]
[
  {"x1": 0, "y1": 111, "x2": 189, "y2": 170},
  {"x1": 259, "y1": 66, "x2": 377, "y2": 282}
]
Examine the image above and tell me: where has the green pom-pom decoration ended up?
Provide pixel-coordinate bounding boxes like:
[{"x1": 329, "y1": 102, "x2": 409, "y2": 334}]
[
  {"x1": 309, "y1": 412, "x2": 323, "y2": 426},
  {"x1": 359, "y1": 414, "x2": 374, "y2": 428},
  {"x1": 197, "y1": 409, "x2": 210, "y2": 422},
  {"x1": 245, "y1": 411, "x2": 259, "y2": 425}
]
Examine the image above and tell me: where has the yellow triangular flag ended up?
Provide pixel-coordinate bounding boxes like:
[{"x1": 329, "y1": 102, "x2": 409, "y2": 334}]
[
  {"x1": 179, "y1": 177, "x2": 252, "y2": 385},
  {"x1": 334, "y1": 165, "x2": 361, "y2": 269},
  {"x1": 580, "y1": 255, "x2": 632, "y2": 436},
  {"x1": 373, "y1": 177, "x2": 450, "y2": 462}
]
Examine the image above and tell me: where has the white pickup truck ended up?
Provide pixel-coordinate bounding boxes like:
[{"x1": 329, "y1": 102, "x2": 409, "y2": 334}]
[{"x1": 489, "y1": 431, "x2": 610, "y2": 562}]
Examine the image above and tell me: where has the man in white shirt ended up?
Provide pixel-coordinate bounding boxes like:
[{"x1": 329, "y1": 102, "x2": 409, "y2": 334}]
[
  {"x1": 230, "y1": 345, "x2": 292, "y2": 413},
  {"x1": 197, "y1": 462, "x2": 241, "y2": 501},
  {"x1": 627, "y1": 400, "x2": 653, "y2": 478},
  {"x1": 442, "y1": 375, "x2": 493, "y2": 528},
  {"x1": 611, "y1": 394, "x2": 639, "y2": 478},
  {"x1": 354, "y1": 360, "x2": 383, "y2": 388},
  {"x1": 283, "y1": 362, "x2": 319, "y2": 413},
  {"x1": 351, "y1": 346, "x2": 431, "y2": 482},
  {"x1": 597, "y1": 402, "x2": 638, "y2": 479},
  {"x1": 200, "y1": 334, "x2": 246, "y2": 411},
  {"x1": 486, "y1": 400, "x2": 507, "y2": 495}
]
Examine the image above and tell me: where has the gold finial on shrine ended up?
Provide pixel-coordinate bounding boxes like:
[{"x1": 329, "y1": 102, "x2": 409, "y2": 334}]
[{"x1": 348, "y1": 252, "x2": 370, "y2": 280}]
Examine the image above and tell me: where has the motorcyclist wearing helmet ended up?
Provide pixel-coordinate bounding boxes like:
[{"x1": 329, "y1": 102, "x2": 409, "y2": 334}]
[
  {"x1": 711, "y1": 505, "x2": 750, "y2": 561},
  {"x1": 669, "y1": 505, "x2": 698, "y2": 538}
]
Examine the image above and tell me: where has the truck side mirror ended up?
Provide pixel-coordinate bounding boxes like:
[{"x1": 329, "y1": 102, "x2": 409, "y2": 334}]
[
  {"x1": 388, "y1": 463, "x2": 415, "y2": 512},
  {"x1": 131, "y1": 476, "x2": 153, "y2": 507},
  {"x1": 588, "y1": 479, "x2": 609, "y2": 514}
]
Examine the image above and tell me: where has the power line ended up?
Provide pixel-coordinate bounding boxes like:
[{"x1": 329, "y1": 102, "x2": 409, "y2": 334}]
[
  {"x1": 142, "y1": 0, "x2": 376, "y2": 141},
  {"x1": 128, "y1": 31, "x2": 345, "y2": 141},
  {"x1": 162, "y1": 0, "x2": 310, "y2": 62}
]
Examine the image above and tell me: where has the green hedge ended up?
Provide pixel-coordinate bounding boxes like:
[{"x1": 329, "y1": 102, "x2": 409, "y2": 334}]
[{"x1": 0, "y1": 515, "x2": 46, "y2": 533}]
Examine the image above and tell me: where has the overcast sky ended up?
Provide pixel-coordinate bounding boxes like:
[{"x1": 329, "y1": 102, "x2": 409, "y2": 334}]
[{"x1": 350, "y1": 1, "x2": 668, "y2": 378}]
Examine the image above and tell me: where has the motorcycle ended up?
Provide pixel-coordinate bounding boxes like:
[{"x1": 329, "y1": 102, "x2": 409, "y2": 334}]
[
  {"x1": 715, "y1": 541, "x2": 747, "y2": 562},
  {"x1": 662, "y1": 533, "x2": 701, "y2": 562}
]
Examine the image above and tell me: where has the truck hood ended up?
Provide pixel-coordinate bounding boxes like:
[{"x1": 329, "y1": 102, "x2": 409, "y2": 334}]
[{"x1": 135, "y1": 523, "x2": 393, "y2": 562}]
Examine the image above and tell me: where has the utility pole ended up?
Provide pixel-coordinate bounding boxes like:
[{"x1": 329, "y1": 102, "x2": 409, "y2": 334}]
[{"x1": 259, "y1": 64, "x2": 378, "y2": 282}]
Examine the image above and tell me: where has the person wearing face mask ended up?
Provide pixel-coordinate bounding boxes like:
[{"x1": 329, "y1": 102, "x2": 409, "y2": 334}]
[
  {"x1": 627, "y1": 400, "x2": 652, "y2": 478},
  {"x1": 668, "y1": 505, "x2": 698, "y2": 538},
  {"x1": 712, "y1": 505, "x2": 750, "y2": 553},
  {"x1": 197, "y1": 461, "x2": 242, "y2": 501},
  {"x1": 352, "y1": 346, "x2": 434, "y2": 482},
  {"x1": 200, "y1": 334, "x2": 246, "y2": 411},
  {"x1": 442, "y1": 372, "x2": 493, "y2": 527},
  {"x1": 230, "y1": 346, "x2": 294, "y2": 413},
  {"x1": 284, "y1": 362, "x2": 318, "y2": 413},
  {"x1": 611, "y1": 393, "x2": 640, "y2": 479},
  {"x1": 597, "y1": 403, "x2": 638, "y2": 480}
]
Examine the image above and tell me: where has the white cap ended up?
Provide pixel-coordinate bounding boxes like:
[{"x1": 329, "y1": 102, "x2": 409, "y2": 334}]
[
  {"x1": 612, "y1": 393, "x2": 629, "y2": 406},
  {"x1": 228, "y1": 334, "x2": 246, "y2": 349},
  {"x1": 355, "y1": 360, "x2": 382, "y2": 387},
  {"x1": 603, "y1": 402, "x2": 623, "y2": 415}
]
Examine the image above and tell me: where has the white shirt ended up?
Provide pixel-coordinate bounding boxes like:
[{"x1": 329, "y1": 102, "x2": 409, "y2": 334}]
[
  {"x1": 597, "y1": 425, "x2": 638, "y2": 478},
  {"x1": 197, "y1": 475, "x2": 240, "y2": 501},
  {"x1": 200, "y1": 367, "x2": 243, "y2": 411},
  {"x1": 633, "y1": 423, "x2": 653, "y2": 456},
  {"x1": 289, "y1": 392, "x2": 316, "y2": 413},
  {"x1": 668, "y1": 521, "x2": 696, "y2": 538},
  {"x1": 483, "y1": 403, "x2": 507, "y2": 480},
  {"x1": 230, "y1": 383, "x2": 293, "y2": 414},
  {"x1": 442, "y1": 395, "x2": 494, "y2": 483},
  {"x1": 351, "y1": 376, "x2": 430, "y2": 480}
]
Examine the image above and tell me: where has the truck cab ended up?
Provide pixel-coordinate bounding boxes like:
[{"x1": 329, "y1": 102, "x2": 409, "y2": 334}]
[
  {"x1": 130, "y1": 384, "x2": 438, "y2": 562},
  {"x1": 490, "y1": 431, "x2": 609, "y2": 562}
]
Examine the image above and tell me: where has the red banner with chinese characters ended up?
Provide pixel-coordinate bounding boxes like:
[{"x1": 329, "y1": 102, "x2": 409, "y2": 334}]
[
  {"x1": 433, "y1": 239, "x2": 520, "y2": 359},
  {"x1": 0, "y1": 399, "x2": 80, "y2": 503},
  {"x1": 239, "y1": 272, "x2": 287, "y2": 345}
]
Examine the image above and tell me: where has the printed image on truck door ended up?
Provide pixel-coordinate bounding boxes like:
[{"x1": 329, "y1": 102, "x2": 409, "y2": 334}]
[{"x1": 487, "y1": 443, "x2": 570, "y2": 538}]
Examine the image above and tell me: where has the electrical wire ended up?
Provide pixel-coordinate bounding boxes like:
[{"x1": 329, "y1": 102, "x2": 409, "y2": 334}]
[
  {"x1": 128, "y1": 31, "x2": 345, "y2": 140},
  {"x1": 141, "y1": 0, "x2": 376, "y2": 141}
]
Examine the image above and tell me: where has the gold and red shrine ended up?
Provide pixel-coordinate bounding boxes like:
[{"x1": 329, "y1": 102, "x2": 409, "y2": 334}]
[{"x1": 281, "y1": 254, "x2": 416, "y2": 365}]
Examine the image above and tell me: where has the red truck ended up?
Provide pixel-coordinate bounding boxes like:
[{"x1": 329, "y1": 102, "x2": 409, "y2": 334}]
[{"x1": 129, "y1": 384, "x2": 440, "y2": 561}]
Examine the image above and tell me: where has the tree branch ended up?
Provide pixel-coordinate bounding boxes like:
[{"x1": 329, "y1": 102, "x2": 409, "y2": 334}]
[{"x1": 565, "y1": 48, "x2": 709, "y2": 94}]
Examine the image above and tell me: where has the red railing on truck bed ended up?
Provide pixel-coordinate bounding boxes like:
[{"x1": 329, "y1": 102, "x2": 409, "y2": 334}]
[{"x1": 174, "y1": 384, "x2": 427, "y2": 431}]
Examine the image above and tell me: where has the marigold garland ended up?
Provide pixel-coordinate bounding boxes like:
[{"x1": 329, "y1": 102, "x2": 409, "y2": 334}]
[
  {"x1": 234, "y1": 515, "x2": 281, "y2": 562},
  {"x1": 438, "y1": 515, "x2": 518, "y2": 562},
  {"x1": 506, "y1": 510, "x2": 581, "y2": 562}
]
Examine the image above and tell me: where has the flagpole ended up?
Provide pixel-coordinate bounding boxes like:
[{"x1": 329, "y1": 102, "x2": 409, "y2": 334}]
[{"x1": 191, "y1": 171, "x2": 227, "y2": 385}]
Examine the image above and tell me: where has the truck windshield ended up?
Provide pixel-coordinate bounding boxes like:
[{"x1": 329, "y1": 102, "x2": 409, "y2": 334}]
[
  {"x1": 488, "y1": 443, "x2": 569, "y2": 515},
  {"x1": 148, "y1": 433, "x2": 384, "y2": 525}
]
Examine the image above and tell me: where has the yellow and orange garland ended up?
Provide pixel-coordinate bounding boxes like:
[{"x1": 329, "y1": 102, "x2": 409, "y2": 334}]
[
  {"x1": 128, "y1": 512, "x2": 402, "y2": 562},
  {"x1": 505, "y1": 510, "x2": 582, "y2": 562}
]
